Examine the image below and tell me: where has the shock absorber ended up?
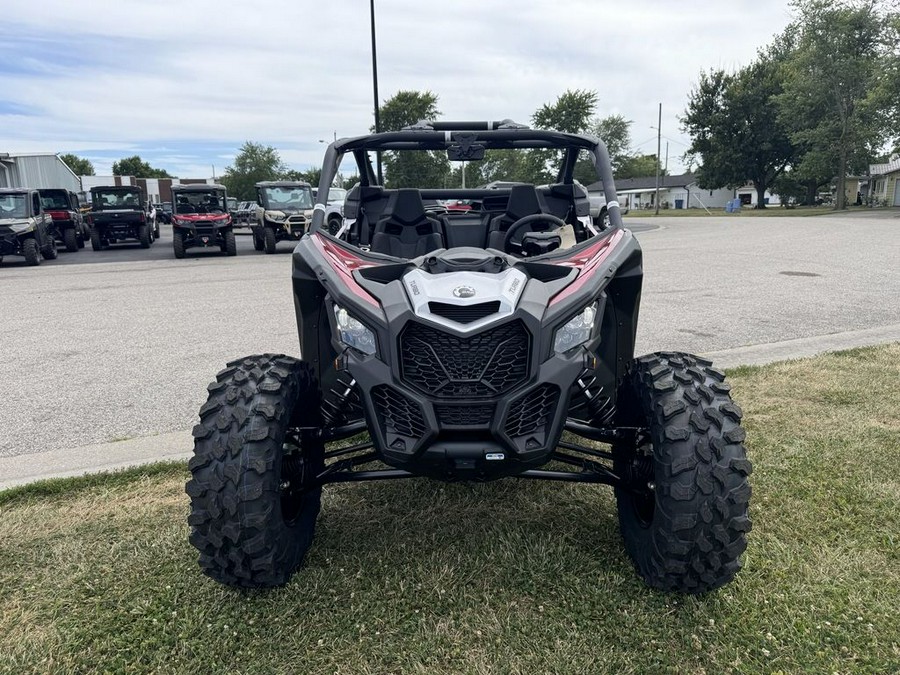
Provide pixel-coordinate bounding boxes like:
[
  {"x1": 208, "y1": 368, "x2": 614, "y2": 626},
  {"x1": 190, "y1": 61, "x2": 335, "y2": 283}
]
[
  {"x1": 320, "y1": 370, "x2": 362, "y2": 427},
  {"x1": 573, "y1": 371, "x2": 616, "y2": 426}
]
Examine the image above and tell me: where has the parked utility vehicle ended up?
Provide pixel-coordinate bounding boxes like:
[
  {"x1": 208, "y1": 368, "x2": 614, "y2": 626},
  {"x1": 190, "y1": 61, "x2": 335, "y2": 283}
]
[
  {"x1": 88, "y1": 186, "x2": 154, "y2": 250},
  {"x1": 171, "y1": 184, "x2": 236, "y2": 258},
  {"x1": 252, "y1": 180, "x2": 314, "y2": 253},
  {"x1": 187, "y1": 120, "x2": 752, "y2": 594},
  {"x1": 39, "y1": 188, "x2": 88, "y2": 251},
  {"x1": 0, "y1": 188, "x2": 58, "y2": 265}
]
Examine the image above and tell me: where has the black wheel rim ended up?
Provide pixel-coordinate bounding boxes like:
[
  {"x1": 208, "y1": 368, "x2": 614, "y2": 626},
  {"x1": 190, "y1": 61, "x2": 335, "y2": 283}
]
[
  {"x1": 279, "y1": 441, "x2": 309, "y2": 524},
  {"x1": 626, "y1": 451, "x2": 656, "y2": 527}
]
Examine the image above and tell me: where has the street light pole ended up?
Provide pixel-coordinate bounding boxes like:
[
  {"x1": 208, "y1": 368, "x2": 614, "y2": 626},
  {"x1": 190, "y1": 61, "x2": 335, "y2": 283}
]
[
  {"x1": 370, "y1": 0, "x2": 383, "y2": 185},
  {"x1": 655, "y1": 102, "x2": 661, "y2": 216}
]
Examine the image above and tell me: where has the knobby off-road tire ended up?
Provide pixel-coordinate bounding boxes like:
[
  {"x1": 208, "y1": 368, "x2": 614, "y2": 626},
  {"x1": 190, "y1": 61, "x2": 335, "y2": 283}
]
[
  {"x1": 186, "y1": 354, "x2": 325, "y2": 588},
  {"x1": 264, "y1": 226, "x2": 277, "y2": 254},
  {"x1": 64, "y1": 228, "x2": 79, "y2": 252},
  {"x1": 22, "y1": 237, "x2": 40, "y2": 265},
  {"x1": 327, "y1": 217, "x2": 342, "y2": 236},
  {"x1": 223, "y1": 229, "x2": 237, "y2": 256},
  {"x1": 41, "y1": 237, "x2": 57, "y2": 260},
  {"x1": 91, "y1": 228, "x2": 103, "y2": 251},
  {"x1": 253, "y1": 232, "x2": 264, "y2": 251},
  {"x1": 138, "y1": 224, "x2": 151, "y2": 248},
  {"x1": 173, "y1": 230, "x2": 186, "y2": 259},
  {"x1": 614, "y1": 352, "x2": 752, "y2": 594}
]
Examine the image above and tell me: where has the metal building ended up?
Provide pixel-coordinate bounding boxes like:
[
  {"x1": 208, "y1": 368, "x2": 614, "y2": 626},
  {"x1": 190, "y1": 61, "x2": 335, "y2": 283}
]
[{"x1": 0, "y1": 152, "x2": 81, "y2": 193}]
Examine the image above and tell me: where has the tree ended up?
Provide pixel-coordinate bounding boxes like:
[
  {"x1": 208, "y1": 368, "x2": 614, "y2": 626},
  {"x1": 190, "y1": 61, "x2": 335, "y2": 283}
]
[
  {"x1": 375, "y1": 90, "x2": 449, "y2": 188},
  {"x1": 616, "y1": 154, "x2": 665, "y2": 180},
  {"x1": 682, "y1": 50, "x2": 796, "y2": 207},
  {"x1": 592, "y1": 114, "x2": 633, "y2": 173},
  {"x1": 59, "y1": 153, "x2": 94, "y2": 176},
  {"x1": 111, "y1": 155, "x2": 174, "y2": 178},
  {"x1": 220, "y1": 142, "x2": 287, "y2": 200},
  {"x1": 284, "y1": 167, "x2": 322, "y2": 187},
  {"x1": 777, "y1": 0, "x2": 899, "y2": 209}
]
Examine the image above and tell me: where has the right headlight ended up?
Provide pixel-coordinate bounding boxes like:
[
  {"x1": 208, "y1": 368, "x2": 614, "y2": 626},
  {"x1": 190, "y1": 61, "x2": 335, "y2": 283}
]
[
  {"x1": 553, "y1": 303, "x2": 598, "y2": 354},
  {"x1": 334, "y1": 305, "x2": 377, "y2": 355}
]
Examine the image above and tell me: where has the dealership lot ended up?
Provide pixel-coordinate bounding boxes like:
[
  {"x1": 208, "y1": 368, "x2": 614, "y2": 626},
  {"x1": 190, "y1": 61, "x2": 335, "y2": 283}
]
[{"x1": 1, "y1": 212, "x2": 899, "y2": 465}]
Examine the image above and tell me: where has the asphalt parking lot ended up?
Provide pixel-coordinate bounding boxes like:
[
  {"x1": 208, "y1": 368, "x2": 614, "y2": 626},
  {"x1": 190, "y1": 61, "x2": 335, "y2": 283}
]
[{"x1": 1, "y1": 211, "x2": 898, "y2": 479}]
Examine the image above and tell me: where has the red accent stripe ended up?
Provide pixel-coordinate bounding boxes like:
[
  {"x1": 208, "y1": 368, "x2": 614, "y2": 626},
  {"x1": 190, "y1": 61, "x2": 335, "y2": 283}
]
[
  {"x1": 549, "y1": 229, "x2": 625, "y2": 305},
  {"x1": 312, "y1": 233, "x2": 380, "y2": 307}
]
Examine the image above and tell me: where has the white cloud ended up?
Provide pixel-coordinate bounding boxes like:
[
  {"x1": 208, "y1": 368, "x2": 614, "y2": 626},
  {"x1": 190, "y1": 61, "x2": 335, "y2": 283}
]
[{"x1": 0, "y1": 0, "x2": 793, "y2": 175}]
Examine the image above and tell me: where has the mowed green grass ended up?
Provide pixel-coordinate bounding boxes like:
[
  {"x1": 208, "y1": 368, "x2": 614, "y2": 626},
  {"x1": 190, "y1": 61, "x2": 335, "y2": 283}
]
[{"x1": 1, "y1": 345, "x2": 898, "y2": 674}]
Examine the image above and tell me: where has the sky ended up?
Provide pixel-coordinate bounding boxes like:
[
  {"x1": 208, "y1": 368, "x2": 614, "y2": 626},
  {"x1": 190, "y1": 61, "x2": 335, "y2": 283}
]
[{"x1": 0, "y1": 0, "x2": 795, "y2": 179}]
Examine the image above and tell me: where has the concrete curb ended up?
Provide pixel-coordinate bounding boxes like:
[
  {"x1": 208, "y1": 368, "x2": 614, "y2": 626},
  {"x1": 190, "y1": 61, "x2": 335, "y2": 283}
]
[{"x1": 2, "y1": 324, "x2": 898, "y2": 492}]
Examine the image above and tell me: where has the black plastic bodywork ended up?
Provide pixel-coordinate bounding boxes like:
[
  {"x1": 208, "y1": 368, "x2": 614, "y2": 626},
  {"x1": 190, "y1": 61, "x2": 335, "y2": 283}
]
[
  {"x1": 290, "y1": 123, "x2": 643, "y2": 483},
  {"x1": 39, "y1": 189, "x2": 86, "y2": 245},
  {"x1": 88, "y1": 186, "x2": 148, "y2": 245}
]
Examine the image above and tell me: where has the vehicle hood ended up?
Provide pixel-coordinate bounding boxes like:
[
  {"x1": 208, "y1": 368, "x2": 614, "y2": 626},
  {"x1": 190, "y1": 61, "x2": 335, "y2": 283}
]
[{"x1": 0, "y1": 218, "x2": 34, "y2": 232}]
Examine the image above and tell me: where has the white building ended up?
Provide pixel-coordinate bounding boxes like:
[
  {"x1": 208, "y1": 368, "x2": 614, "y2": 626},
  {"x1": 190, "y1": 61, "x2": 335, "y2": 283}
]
[{"x1": 589, "y1": 174, "x2": 734, "y2": 211}]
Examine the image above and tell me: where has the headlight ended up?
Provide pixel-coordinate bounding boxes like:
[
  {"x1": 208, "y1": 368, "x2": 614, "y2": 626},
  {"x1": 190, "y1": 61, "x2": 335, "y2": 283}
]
[
  {"x1": 334, "y1": 306, "x2": 377, "y2": 355},
  {"x1": 266, "y1": 211, "x2": 286, "y2": 221},
  {"x1": 553, "y1": 303, "x2": 597, "y2": 354}
]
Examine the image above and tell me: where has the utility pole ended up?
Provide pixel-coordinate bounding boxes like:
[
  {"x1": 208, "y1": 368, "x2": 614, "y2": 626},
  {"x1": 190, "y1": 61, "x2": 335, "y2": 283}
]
[
  {"x1": 370, "y1": 0, "x2": 383, "y2": 185},
  {"x1": 655, "y1": 102, "x2": 661, "y2": 216},
  {"x1": 461, "y1": 161, "x2": 466, "y2": 189},
  {"x1": 665, "y1": 141, "x2": 669, "y2": 175}
]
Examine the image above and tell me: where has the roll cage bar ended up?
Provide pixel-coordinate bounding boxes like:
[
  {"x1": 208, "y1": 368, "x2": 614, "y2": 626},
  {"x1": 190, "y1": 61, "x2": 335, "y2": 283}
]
[{"x1": 310, "y1": 120, "x2": 623, "y2": 234}]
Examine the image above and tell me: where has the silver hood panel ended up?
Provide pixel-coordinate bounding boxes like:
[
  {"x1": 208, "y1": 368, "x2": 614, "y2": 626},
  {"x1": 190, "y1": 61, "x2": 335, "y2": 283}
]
[{"x1": 402, "y1": 268, "x2": 527, "y2": 333}]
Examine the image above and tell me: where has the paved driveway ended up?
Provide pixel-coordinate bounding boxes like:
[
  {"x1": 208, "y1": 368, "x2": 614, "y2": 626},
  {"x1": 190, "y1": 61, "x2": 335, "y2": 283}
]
[{"x1": 1, "y1": 211, "x2": 898, "y2": 468}]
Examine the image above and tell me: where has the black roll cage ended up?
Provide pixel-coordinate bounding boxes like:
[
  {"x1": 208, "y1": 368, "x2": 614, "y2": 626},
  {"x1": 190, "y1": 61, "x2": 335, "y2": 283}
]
[{"x1": 309, "y1": 121, "x2": 623, "y2": 234}]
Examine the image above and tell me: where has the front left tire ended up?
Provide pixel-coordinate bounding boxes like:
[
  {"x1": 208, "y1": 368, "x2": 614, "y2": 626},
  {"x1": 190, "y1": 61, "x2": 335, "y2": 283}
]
[{"x1": 186, "y1": 354, "x2": 324, "y2": 588}]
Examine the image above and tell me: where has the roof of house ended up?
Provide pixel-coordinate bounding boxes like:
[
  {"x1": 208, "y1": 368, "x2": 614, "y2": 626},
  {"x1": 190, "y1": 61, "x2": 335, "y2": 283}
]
[
  {"x1": 869, "y1": 156, "x2": 900, "y2": 176},
  {"x1": 586, "y1": 173, "x2": 697, "y2": 192}
]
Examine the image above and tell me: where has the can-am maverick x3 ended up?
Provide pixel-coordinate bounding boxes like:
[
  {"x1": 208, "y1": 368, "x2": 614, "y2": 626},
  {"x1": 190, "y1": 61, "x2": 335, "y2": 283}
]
[{"x1": 186, "y1": 120, "x2": 752, "y2": 593}]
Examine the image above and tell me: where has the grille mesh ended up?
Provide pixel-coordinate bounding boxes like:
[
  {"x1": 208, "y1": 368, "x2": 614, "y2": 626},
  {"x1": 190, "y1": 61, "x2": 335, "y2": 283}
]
[
  {"x1": 428, "y1": 301, "x2": 501, "y2": 324},
  {"x1": 435, "y1": 404, "x2": 495, "y2": 426},
  {"x1": 371, "y1": 385, "x2": 426, "y2": 438},
  {"x1": 505, "y1": 384, "x2": 559, "y2": 438},
  {"x1": 400, "y1": 321, "x2": 530, "y2": 398}
]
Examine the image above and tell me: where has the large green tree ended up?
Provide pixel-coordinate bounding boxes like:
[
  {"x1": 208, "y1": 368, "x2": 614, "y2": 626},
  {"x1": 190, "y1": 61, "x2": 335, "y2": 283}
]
[
  {"x1": 59, "y1": 153, "x2": 94, "y2": 176},
  {"x1": 220, "y1": 142, "x2": 287, "y2": 200},
  {"x1": 683, "y1": 50, "x2": 796, "y2": 207},
  {"x1": 111, "y1": 155, "x2": 174, "y2": 178},
  {"x1": 375, "y1": 90, "x2": 450, "y2": 188},
  {"x1": 777, "y1": 0, "x2": 899, "y2": 209},
  {"x1": 616, "y1": 154, "x2": 665, "y2": 180}
]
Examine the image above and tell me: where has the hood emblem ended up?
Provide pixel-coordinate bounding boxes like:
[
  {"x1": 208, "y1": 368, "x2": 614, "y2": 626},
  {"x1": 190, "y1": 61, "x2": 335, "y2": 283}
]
[{"x1": 453, "y1": 285, "x2": 476, "y2": 299}]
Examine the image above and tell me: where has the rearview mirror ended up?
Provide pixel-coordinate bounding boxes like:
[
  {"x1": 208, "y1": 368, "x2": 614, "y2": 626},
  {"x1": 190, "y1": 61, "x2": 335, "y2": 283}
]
[{"x1": 447, "y1": 143, "x2": 485, "y2": 162}]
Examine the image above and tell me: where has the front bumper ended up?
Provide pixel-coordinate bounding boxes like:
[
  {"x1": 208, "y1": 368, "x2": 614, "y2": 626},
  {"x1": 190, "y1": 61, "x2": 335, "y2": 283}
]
[
  {"x1": 175, "y1": 223, "x2": 229, "y2": 248},
  {"x1": 343, "y1": 316, "x2": 589, "y2": 480}
]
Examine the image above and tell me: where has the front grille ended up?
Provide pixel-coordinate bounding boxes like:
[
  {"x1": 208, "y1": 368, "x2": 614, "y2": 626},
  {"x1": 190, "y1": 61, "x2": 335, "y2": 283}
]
[
  {"x1": 428, "y1": 301, "x2": 501, "y2": 324},
  {"x1": 435, "y1": 403, "x2": 495, "y2": 426},
  {"x1": 505, "y1": 384, "x2": 559, "y2": 438},
  {"x1": 400, "y1": 321, "x2": 530, "y2": 398},
  {"x1": 371, "y1": 385, "x2": 426, "y2": 439}
]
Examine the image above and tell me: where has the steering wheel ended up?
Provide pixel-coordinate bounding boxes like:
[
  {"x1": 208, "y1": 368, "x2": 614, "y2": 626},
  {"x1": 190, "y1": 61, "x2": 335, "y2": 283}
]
[{"x1": 502, "y1": 213, "x2": 567, "y2": 254}]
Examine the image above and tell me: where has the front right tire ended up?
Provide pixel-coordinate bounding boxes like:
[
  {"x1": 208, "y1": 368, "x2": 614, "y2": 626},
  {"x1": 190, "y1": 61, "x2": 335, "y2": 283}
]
[
  {"x1": 22, "y1": 237, "x2": 40, "y2": 266},
  {"x1": 186, "y1": 354, "x2": 324, "y2": 588},
  {"x1": 91, "y1": 228, "x2": 103, "y2": 251},
  {"x1": 138, "y1": 224, "x2": 151, "y2": 248},
  {"x1": 264, "y1": 226, "x2": 277, "y2": 254},
  {"x1": 173, "y1": 229, "x2": 186, "y2": 259},
  {"x1": 64, "y1": 228, "x2": 79, "y2": 252}
]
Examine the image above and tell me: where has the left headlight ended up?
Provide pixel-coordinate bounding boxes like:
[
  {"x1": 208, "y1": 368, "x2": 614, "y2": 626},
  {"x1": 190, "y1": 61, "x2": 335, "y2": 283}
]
[
  {"x1": 266, "y1": 211, "x2": 286, "y2": 221},
  {"x1": 334, "y1": 306, "x2": 377, "y2": 355},
  {"x1": 553, "y1": 303, "x2": 598, "y2": 354}
]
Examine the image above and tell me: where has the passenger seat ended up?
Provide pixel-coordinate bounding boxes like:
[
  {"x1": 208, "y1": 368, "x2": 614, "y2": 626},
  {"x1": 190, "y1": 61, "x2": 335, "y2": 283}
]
[{"x1": 370, "y1": 189, "x2": 445, "y2": 258}]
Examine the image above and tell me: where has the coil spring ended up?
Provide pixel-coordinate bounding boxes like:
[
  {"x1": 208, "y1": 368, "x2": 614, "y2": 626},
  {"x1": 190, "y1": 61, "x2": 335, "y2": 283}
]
[
  {"x1": 574, "y1": 372, "x2": 616, "y2": 426},
  {"x1": 321, "y1": 370, "x2": 362, "y2": 426}
]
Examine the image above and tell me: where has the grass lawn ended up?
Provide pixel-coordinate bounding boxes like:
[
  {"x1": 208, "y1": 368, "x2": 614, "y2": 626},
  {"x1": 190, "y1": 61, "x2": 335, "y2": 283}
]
[{"x1": 1, "y1": 345, "x2": 898, "y2": 674}]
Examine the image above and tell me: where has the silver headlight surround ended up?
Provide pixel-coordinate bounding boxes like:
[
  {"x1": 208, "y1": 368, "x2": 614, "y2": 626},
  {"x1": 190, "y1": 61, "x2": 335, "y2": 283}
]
[
  {"x1": 333, "y1": 305, "x2": 377, "y2": 356},
  {"x1": 553, "y1": 303, "x2": 598, "y2": 355}
]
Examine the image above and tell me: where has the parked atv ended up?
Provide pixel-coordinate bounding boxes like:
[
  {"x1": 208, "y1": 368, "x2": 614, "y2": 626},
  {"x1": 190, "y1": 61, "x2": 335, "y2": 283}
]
[
  {"x1": 39, "y1": 188, "x2": 89, "y2": 252},
  {"x1": 0, "y1": 188, "x2": 58, "y2": 265},
  {"x1": 187, "y1": 120, "x2": 752, "y2": 594},
  {"x1": 87, "y1": 186, "x2": 155, "y2": 250},
  {"x1": 170, "y1": 184, "x2": 236, "y2": 258},
  {"x1": 251, "y1": 180, "x2": 314, "y2": 253}
]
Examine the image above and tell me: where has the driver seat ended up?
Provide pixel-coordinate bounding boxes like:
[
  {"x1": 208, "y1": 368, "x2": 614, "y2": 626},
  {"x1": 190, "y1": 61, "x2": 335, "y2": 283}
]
[{"x1": 487, "y1": 184, "x2": 549, "y2": 251}]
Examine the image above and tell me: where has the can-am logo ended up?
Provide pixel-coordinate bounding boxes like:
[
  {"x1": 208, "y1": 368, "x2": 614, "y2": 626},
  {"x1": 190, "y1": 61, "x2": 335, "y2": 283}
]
[{"x1": 452, "y1": 285, "x2": 476, "y2": 298}]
